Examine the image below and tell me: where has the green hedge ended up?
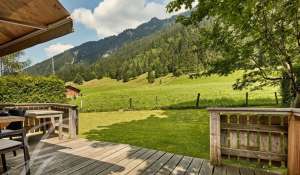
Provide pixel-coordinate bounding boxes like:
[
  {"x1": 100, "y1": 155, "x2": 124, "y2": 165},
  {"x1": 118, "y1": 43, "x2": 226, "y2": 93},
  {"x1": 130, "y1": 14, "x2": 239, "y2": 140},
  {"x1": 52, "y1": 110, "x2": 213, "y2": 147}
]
[{"x1": 0, "y1": 75, "x2": 66, "y2": 103}]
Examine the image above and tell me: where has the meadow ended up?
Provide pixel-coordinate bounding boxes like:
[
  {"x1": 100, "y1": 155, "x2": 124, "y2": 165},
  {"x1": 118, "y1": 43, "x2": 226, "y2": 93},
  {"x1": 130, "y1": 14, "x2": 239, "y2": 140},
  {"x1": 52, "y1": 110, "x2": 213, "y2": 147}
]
[
  {"x1": 71, "y1": 72, "x2": 280, "y2": 112},
  {"x1": 76, "y1": 73, "x2": 283, "y2": 172}
]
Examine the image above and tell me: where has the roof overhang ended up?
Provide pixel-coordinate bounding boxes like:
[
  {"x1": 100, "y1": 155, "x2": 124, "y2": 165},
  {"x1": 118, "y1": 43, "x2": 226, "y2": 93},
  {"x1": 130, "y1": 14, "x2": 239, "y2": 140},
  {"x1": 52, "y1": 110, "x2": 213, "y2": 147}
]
[{"x1": 0, "y1": 0, "x2": 73, "y2": 57}]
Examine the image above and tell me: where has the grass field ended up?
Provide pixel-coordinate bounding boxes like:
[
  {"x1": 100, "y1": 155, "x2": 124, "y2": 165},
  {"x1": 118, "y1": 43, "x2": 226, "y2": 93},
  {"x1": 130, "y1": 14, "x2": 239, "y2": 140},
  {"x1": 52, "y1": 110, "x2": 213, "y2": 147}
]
[
  {"x1": 76, "y1": 73, "x2": 284, "y2": 172},
  {"x1": 71, "y1": 72, "x2": 280, "y2": 112},
  {"x1": 80, "y1": 109, "x2": 210, "y2": 159}
]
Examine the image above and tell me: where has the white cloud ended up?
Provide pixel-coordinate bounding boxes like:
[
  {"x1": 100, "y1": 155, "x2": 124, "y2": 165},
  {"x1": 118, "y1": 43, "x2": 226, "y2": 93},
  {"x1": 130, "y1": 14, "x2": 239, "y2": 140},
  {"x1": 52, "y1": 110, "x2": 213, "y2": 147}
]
[
  {"x1": 71, "y1": 0, "x2": 186, "y2": 37},
  {"x1": 45, "y1": 43, "x2": 74, "y2": 57}
]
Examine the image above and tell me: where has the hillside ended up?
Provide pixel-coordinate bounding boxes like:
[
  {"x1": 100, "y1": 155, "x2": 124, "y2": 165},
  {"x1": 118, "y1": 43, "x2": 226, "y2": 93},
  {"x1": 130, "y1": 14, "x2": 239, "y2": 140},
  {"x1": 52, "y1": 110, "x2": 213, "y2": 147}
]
[
  {"x1": 26, "y1": 16, "x2": 175, "y2": 76},
  {"x1": 71, "y1": 72, "x2": 279, "y2": 112}
]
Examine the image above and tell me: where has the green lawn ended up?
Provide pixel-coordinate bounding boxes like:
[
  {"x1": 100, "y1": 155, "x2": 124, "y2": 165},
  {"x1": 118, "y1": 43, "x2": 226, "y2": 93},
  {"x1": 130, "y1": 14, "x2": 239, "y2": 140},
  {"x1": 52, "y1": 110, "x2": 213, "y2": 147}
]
[
  {"x1": 79, "y1": 109, "x2": 210, "y2": 159},
  {"x1": 71, "y1": 72, "x2": 280, "y2": 112}
]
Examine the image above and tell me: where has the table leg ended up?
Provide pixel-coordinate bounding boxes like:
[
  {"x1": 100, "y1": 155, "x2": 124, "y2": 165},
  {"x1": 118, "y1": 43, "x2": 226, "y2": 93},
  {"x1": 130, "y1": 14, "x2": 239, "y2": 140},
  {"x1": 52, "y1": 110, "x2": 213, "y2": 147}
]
[
  {"x1": 50, "y1": 117, "x2": 56, "y2": 136},
  {"x1": 41, "y1": 118, "x2": 46, "y2": 134},
  {"x1": 58, "y1": 115, "x2": 63, "y2": 140}
]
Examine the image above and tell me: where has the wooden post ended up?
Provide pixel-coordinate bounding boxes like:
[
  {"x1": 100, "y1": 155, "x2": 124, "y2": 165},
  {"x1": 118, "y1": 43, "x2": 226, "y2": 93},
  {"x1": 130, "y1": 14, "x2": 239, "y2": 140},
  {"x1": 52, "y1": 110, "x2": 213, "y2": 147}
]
[
  {"x1": 129, "y1": 98, "x2": 133, "y2": 109},
  {"x1": 210, "y1": 112, "x2": 221, "y2": 165},
  {"x1": 288, "y1": 114, "x2": 300, "y2": 175},
  {"x1": 196, "y1": 93, "x2": 200, "y2": 108},
  {"x1": 155, "y1": 96, "x2": 158, "y2": 107},
  {"x1": 275, "y1": 92, "x2": 279, "y2": 105},
  {"x1": 68, "y1": 108, "x2": 78, "y2": 139},
  {"x1": 245, "y1": 92, "x2": 249, "y2": 106}
]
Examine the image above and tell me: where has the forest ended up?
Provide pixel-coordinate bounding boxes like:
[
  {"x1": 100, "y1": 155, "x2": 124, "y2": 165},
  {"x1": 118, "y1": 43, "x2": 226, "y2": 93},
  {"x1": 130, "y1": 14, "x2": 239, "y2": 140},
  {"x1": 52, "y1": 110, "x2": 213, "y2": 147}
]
[{"x1": 56, "y1": 23, "x2": 208, "y2": 84}]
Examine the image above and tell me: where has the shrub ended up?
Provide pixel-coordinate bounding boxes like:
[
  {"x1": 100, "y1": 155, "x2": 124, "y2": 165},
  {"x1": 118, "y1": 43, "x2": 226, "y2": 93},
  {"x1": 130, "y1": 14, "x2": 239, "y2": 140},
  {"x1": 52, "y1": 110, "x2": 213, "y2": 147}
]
[{"x1": 0, "y1": 75, "x2": 66, "y2": 103}]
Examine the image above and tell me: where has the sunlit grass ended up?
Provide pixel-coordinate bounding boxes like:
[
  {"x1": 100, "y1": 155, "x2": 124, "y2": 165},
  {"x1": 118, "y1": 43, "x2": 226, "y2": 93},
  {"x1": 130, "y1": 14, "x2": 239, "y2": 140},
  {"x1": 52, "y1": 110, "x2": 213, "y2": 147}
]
[
  {"x1": 80, "y1": 109, "x2": 210, "y2": 159},
  {"x1": 71, "y1": 72, "x2": 279, "y2": 112}
]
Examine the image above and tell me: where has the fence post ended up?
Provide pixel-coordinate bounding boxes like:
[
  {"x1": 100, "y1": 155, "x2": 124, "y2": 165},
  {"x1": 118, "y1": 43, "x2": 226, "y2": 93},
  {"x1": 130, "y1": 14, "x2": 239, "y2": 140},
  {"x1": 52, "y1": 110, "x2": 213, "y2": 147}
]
[
  {"x1": 196, "y1": 93, "x2": 200, "y2": 108},
  {"x1": 129, "y1": 98, "x2": 133, "y2": 109},
  {"x1": 245, "y1": 92, "x2": 249, "y2": 106},
  {"x1": 210, "y1": 111, "x2": 221, "y2": 165},
  {"x1": 155, "y1": 96, "x2": 158, "y2": 108},
  {"x1": 288, "y1": 113, "x2": 300, "y2": 175},
  {"x1": 275, "y1": 92, "x2": 279, "y2": 105}
]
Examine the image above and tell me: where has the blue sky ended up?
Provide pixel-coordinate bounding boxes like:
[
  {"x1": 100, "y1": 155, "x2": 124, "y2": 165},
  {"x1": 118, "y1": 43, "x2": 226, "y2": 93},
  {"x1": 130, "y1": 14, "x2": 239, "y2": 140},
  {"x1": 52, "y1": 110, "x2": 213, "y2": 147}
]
[{"x1": 22, "y1": 0, "x2": 176, "y2": 65}]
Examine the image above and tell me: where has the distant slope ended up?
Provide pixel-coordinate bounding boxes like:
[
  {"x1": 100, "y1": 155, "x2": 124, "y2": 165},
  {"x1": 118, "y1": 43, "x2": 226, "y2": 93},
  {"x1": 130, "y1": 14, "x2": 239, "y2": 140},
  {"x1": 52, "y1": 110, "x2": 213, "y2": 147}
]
[
  {"x1": 26, "y1": 17, "x2": 175, "y2": 76},
  {"x1": 70, "y1": 72, "x2": 278, "y2": 112}
]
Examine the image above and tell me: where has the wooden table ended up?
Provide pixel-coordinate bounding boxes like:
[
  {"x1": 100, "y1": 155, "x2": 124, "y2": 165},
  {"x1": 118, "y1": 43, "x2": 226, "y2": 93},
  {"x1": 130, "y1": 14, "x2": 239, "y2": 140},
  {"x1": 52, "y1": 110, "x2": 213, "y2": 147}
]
[
  {"x1": 0, "y1": 116, "x2": 25, "y2": 130},
  {"x1": 25, "y1": 110, "x2": 64, "y2": 139}
]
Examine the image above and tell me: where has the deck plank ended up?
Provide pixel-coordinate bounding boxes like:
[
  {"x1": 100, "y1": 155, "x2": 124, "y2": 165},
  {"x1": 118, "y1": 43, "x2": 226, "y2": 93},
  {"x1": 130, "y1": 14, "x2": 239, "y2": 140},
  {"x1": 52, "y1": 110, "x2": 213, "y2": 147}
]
[
  {"x1": 2, "y1": 137, "x2": 282, "y2": 175},
  {"x1": 171, "y1": 156, "x2": 193, "y2": 175},
  {"x1": 156, "y1": 154, "x2": 183, "y2": 175},
  {"x1": 127, "y1": 151, "x2": 165, "y2": 175},
  {"x1": 81, "y1": 146, "x2": 140, "y2": 175},
  {"x1": 110, "y1": 149, "x2": 157, "y2": 175},
  {"x1": 143, "y1": 152, "x2": 174, "y2": 175},
  {"x1": 64, "y1": 144, "x2": 132, "y2": 175},
  {"x1": 199, "y1": 160, "x2": 214, "y2": 175},
  {"x1": 97, "y1": 148, "x2": 149, "y2": 175},
  {"x1": 185, "y1": 158, "x2": 203, "y2": 175},
  {"x1": 239, "y1": 167, "x2": 255, "y2": 175},
  {"x1": 37, "y1": 143, "x2": 119, "y2": 175},
  {"x1": 226, "y1": 166, "x2": 240, "y2": 175},
  {"x1": 57, "y1": 145, "x2": 139, "y2": 175},
  {"x1": 213, "y1": 166, "x2": 227, "y2": 175}
]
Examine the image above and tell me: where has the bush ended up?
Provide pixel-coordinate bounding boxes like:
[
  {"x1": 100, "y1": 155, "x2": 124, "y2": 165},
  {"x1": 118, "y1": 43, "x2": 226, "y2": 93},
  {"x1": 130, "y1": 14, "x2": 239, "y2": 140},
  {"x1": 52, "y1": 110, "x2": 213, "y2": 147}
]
[{"x1": 0, "y1": 75, "x2": 66, "y2": 103}]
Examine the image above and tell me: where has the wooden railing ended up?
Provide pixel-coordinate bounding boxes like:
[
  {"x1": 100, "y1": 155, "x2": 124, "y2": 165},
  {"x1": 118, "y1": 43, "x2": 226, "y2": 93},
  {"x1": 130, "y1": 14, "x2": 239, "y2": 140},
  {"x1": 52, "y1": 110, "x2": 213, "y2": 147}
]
[
  {"x1": 0, "y1": 103, "x2": 78, "y2": 139},
  {"x1": 208, "y1": 108, "x2": 300, "y2": 175}
]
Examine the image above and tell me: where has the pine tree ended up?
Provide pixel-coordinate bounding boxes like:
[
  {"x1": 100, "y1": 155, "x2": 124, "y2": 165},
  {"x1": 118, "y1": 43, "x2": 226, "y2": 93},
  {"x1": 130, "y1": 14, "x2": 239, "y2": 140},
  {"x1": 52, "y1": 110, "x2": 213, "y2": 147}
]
[
  {"x1": 147, "y1": 70, "x2": 155, "y2": 83},
  {"x1": 73, "y1": 74, "x2": 84, "y2": 85}
]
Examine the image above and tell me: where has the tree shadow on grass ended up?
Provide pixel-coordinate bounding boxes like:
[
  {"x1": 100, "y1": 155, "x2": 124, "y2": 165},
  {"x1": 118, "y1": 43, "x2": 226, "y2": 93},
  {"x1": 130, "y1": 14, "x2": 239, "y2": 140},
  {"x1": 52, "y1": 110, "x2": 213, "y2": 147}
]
[{"x1": 82, "y1": 109, "x2": 210, "y2": 159}]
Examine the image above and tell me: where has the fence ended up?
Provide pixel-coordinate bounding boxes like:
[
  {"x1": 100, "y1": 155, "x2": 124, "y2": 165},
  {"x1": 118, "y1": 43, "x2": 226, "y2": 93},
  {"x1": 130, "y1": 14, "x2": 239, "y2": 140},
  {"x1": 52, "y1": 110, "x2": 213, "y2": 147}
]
[
  {"x1": 0, "y1": 103, "x2": 78, "y2": 139},
  {"x1": 208, "y1": 108, "x2": 300, "y2": 175},
  {"x1": 75, "y1": 91, "x2": 282, "y2": 112}
]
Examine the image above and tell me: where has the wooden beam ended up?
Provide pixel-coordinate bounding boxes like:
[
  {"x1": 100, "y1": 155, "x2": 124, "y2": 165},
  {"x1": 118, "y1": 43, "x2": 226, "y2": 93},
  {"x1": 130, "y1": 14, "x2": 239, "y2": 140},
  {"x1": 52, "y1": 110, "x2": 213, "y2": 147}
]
[
  {"x1": 0, "y1": 17, "x2": 47, "y2": 30},
  {"x1": 0, "y1": 17, "x2": 73, "y2": 56}
]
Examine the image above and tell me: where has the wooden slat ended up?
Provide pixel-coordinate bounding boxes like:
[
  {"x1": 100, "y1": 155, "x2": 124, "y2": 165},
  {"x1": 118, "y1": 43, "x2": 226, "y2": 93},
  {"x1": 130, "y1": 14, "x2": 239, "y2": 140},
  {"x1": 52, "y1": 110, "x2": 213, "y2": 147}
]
[
  {"x1": 213, "y1": 166, "x2": 226, "y2": 175},
  {"x1": 221, "y1": 148, "x2": 286, "y2": 161},
  {"x1": 127, "y1": 151, "x2": 165, "y2": 175},
  {"x1": 210, "y1": 112, "x2": 221, "y2": 165},
  {"x1": 239, "y1": 167, "x2": 255, "y2": 175},
  {"x1": 97, "y1": 148, "x2": 150, "y2": 175},
  {"x1": 76, "y1": 146, "x2": 139, "y2": 175},
  {"x1": 65, "y1": 144, "x2": 131, "y2": 175},
  {"x1": 111, "y1": 149, "x2": 157, "y2": 175},
  {"x1": 143, "y1": 152, "x2": 173, "y2": 175},
  {"x1": 58, "y1": 146, "x2": 140, "y2": 175},
  {"x1": 221, "y1": 123, "x2": 287, "y2": 133},
  {"x1": 184, "y1": 158, "x2": 203, "y2": 175},
  {"x1": 199, "y1": 160, "x2": 214, "y2": 175},
  {"x1": 171, "y1": 156, "x2": 193, "y2": 175},
  {"x1": 226, "y1": 166, "x2": 240, "y2": 175},
  {"x1": 156, "y1": 154, "x2": 183, "y2": 175}
]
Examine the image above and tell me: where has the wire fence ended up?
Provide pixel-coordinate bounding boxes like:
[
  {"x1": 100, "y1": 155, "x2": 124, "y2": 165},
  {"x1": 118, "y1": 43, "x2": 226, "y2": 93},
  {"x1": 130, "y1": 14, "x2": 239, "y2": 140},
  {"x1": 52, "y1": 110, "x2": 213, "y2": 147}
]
[{"x1": 71, "y1": 91, "x2": 282, "y2": 112}]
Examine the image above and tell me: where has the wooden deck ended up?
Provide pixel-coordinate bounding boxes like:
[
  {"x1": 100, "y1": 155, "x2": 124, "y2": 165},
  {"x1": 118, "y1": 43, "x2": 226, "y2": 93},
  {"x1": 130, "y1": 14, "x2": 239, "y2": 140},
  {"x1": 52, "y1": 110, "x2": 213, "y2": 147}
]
[{"x1": 2, "y1": 137, "x2": 280, "y2": 175}]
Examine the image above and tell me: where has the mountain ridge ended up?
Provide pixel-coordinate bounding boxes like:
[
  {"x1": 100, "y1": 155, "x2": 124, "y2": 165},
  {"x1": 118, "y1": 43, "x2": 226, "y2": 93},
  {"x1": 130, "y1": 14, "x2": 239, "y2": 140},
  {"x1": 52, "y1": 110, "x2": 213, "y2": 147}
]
[{"x1": 26, "y1": 16, "x2": 176, "y2": 75}]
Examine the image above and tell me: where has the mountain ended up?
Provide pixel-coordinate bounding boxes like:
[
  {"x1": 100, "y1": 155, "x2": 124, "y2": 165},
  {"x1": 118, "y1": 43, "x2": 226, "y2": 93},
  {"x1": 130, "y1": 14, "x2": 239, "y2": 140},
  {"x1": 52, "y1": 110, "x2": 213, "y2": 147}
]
[{"x1": 26, "y1": 16, "x2": 176, "y2": 76}]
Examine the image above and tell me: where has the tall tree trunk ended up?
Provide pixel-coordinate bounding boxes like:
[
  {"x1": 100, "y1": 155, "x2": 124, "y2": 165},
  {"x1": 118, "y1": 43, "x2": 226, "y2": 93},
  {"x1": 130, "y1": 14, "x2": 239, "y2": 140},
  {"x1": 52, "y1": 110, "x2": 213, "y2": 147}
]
[{"x1": 293, "y1": 91, "x2": 300, "y2": 107}]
